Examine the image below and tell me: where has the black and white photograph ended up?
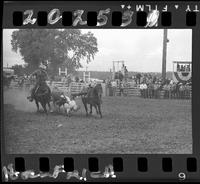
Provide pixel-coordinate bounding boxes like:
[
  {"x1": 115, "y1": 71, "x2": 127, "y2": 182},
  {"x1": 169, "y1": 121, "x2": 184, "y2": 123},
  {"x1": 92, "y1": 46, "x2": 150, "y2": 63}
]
[{"x1": 3, "y1": 29, "x2": 192, "y2": 154}]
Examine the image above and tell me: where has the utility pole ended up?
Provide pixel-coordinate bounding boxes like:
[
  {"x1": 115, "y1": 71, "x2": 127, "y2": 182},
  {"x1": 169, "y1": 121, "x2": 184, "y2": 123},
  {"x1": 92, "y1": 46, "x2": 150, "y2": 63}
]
[
  {"x1": 112, "y1": 61, "x2": 115, "y2": 80},
  {"x1": 162, "y1": 29, "x2": 169, "y2": 81}
]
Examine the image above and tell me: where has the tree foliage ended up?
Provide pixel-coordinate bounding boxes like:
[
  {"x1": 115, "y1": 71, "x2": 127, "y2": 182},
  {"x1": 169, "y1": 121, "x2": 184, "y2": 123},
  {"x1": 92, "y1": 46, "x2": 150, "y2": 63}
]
[{"x1": 11, "y1": 29, "x2": 98, "y2": 75}]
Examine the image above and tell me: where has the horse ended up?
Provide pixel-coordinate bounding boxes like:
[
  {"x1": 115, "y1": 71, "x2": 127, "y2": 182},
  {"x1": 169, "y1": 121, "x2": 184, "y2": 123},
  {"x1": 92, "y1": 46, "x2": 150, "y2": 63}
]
[
  {"x1": 3, "y1": 75, "x2": 15, "y2": 89},
  {"x1": 27, "y1": 83, "x2": 52, "y2": 114},
  {"x1": 81, "y1": 83, "x2": 103, "y2": 118}
]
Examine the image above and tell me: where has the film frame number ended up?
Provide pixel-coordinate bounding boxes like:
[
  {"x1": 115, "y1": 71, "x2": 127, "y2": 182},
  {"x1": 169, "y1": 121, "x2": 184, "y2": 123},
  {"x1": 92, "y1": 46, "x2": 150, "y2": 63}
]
[
  {"x1": 22, "y1": 8, "x2": 113, "y2": 26},
  {"x1": 178, "y1": 172, "x2": 186, "y2": 181},
  {"x1": 21, "y1": 8, "x2": 159, "y2": 27},
  {"x1": 23, "y1": 10, "x2": 37, "y2": 25}
]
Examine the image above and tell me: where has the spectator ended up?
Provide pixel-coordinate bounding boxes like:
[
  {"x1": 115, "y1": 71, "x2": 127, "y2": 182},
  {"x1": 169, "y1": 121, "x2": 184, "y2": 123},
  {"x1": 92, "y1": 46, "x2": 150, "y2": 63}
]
[
  {"x1": 119, "y1": 81, "x2": 125, "y2": 96},
  {"x1": 105, "y1": 79, "x2": 110, "y2": 96},
  {"x1": 61, "y1": 75, "x2": 68, "y2": 85},
  {"x1": 139, "y1": 83, "x2": 144, "y2": 97},
  {"x1": 143, "y1": 83, "x2": 148, "y2": 98},
  {"x1": 181, "y1": 65, "x2": 184, "y2": 72},
  {"x1": 179, "y1": 83, "x2": 185, "y2": 99},
  {"x1": 111, "y1": 80, "x2": 117, "y2": 96},
  {"x1": 185, "y1": 82, "x2": 192, "y2": 99},
  {"x1": 124, "y1": 66, "x2": 128, "y2": 81},
  {"x1": 186, "y1": 65, "x2": 190, "y2": 72},
  {"x1": 153, "y1": 82, "x2": 160, "y2": 99},
  {"x1": 75, "y1": 76, "x2": 80, "y2": 82},
  {"x1": 169, "y1": 79, "x2": 173, "y2": 85},
  {"x1": 136, "y1": 73, "x2": 142, "y2": 85},
  {"x1": 177, "y1": 64, "x2": 180, "y2": 72},
  {"x1": 121, "y1": 64, "x2": 125, "y2": 76},
  {"x1": 147, "y1": 83, "x2": 154, "y2": 98},
  {"x1": 153, "y1": 76, "x2": 157, "y2": 83},
  {"x1": 163, "y1": 83, "x2": 170, "y2": 99}
]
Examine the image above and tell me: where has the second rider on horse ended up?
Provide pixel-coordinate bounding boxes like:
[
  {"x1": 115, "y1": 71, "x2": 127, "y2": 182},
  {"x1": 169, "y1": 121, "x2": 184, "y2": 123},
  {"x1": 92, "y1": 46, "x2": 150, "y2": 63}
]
[{"x1": 27, "y1": 62, "x2": 49, "y2": 102}]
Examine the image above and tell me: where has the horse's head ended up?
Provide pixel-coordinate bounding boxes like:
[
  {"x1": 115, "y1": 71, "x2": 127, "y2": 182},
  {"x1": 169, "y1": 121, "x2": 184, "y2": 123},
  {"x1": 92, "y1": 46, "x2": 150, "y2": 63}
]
[
  {"x1": 93, "y1": 83, "x2": 103, "y2": 97},
  {"x1": 95, "y1": 83, "x2": 102, "y2": 91}
]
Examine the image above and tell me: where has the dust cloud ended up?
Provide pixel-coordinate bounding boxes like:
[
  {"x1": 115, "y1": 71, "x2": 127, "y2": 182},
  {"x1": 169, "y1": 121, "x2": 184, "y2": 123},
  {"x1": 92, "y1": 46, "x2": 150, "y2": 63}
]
[{"x1": 3, "y1": 88, "x2": 36, "y2": 112}]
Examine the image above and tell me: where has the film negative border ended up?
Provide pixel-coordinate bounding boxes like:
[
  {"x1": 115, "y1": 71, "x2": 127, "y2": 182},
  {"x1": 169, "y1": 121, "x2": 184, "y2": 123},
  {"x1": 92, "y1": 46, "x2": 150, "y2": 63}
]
[
  {"x1": 2, "y1": 155, "x2": 200, "y2": 182},
  {"x1": 3, "y1": 1, "x2": 200, "y2": 28},
  {"x1": 2, "y1": 0, "x2": 200, "y2": 182},
  {"x1": 11, "y1": 10, "x2": 198, "y2": 27}
]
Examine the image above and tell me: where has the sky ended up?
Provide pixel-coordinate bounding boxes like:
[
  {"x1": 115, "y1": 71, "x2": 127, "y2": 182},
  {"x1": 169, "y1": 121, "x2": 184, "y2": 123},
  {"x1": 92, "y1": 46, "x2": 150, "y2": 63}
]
[{"x1": 3, "y1": 29, "x2": 192, "y2": 72}]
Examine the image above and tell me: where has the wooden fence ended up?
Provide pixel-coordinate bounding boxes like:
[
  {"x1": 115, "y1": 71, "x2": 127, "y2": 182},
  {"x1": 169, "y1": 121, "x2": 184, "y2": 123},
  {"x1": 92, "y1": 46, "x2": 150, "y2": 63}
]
[
  {"x1": 115, "y1": 87, "x2": 140, "y2": 96},
  {"x1": 115, "y1": 82, "x2": 140, "y2": 96},
  {"x1": 47, "y1": 81, "x2": 85, "y2": 95},
  {"x1": 8, "y1": 80, "x2": 191, "y2": 99}
]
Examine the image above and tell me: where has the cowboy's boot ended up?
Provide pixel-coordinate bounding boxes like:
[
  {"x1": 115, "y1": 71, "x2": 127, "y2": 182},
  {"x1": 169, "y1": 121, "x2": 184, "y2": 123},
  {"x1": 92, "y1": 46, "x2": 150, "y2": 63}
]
[{"x1": 27, "y1": 90, "x2": 34, "y2": 102}]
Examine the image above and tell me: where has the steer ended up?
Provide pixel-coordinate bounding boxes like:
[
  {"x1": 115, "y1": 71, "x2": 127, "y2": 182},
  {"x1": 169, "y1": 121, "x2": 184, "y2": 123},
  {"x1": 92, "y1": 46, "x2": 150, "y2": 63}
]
[
  {"x1": 63, "y1": 96, "x2": 80, "y2": 116},
  {"x1": 51, "y1": 90, "x2": 80, "y2": 116},
  {"x1": 51, "y1": 91, "x2": 67, "y2": 111}
]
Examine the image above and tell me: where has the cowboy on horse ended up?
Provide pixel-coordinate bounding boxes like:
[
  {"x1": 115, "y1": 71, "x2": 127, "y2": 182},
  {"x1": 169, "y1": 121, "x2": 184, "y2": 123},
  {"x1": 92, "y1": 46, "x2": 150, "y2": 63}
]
[{"x1": 27, "y1": 62, "x2": 49, "y2": 102}]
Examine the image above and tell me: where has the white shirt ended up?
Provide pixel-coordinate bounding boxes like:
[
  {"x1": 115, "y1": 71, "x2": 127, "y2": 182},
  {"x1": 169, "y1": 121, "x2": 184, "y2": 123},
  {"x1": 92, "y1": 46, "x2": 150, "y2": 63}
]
[
  {"x1": 143, "y1": 84, "x2": 147, "y2": 89},
  {"x1": 140, "y1": 84, "x2": 144, "y2": 89},
  {"x1": 111, "y1": 81, "x2": 117, "y2": 87},
  {"x1": 170, "y1": 80, "x2": 173, "y2": 85}
]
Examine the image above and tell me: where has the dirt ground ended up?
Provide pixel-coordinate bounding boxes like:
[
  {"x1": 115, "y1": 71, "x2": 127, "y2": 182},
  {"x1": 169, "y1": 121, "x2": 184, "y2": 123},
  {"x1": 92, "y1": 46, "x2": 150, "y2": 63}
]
[{"x1": 3, "y1": 88, "x2": 192, "y2": 154}]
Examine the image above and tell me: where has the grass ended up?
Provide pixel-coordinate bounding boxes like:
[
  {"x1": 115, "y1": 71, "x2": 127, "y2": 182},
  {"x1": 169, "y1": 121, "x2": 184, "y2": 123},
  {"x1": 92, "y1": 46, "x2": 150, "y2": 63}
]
[{"x1": 4, "y1": 89, "x2": 192, "y2": 154}]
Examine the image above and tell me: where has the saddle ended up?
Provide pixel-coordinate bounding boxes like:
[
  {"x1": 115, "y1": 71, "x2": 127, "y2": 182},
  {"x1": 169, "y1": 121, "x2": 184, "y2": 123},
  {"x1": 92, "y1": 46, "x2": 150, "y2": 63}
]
[{"x1": 33, "y1": 83, "x2": 51, "y2": 98}]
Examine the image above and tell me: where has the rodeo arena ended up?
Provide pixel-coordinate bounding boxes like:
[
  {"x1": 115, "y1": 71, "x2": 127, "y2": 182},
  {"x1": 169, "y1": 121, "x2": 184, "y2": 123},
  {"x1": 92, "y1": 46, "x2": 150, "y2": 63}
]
[{"x1": 3, "y1": 30, "x2": 192, "y2": 154}]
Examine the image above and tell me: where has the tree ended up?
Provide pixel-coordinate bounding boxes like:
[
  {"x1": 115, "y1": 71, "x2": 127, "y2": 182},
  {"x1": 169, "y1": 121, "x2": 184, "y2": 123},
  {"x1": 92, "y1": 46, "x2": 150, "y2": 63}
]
[
  {"x1": 11, "y1": 64, "x2": 25, "y2": 76},
  {"x1": 11, "y1": 29, "x2": 98, "y2": 76}
]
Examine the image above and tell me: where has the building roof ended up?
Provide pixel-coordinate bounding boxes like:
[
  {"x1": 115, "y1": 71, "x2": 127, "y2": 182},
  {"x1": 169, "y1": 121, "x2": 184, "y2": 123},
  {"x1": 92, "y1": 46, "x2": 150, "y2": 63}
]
[{"x1": 173, "y1": 61, "x2": 191, "y2": 64}]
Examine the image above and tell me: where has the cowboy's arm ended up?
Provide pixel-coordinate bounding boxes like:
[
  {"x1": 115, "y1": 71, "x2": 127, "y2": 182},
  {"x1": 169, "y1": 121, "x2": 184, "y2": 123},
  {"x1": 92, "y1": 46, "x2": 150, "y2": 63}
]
[
  {"x1": 44, "y1": 70, "x2": 49, "y2": 80},
  {"x1": 30, "y1": 69, "x2": 40, "y2": 78}
]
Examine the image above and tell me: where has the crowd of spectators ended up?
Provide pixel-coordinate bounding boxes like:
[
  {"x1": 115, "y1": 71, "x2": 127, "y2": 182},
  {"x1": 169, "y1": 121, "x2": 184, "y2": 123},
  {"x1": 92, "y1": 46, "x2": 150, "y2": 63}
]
[
  {"x1": 177, "y1": 64, "x2": 191, "y2": 72},
  {"x1": 105, "y1": 72, "x2": 192, "y2": 99},
  {"x1": 139, "y1": 80, "x2": 192, "y2": 99}
]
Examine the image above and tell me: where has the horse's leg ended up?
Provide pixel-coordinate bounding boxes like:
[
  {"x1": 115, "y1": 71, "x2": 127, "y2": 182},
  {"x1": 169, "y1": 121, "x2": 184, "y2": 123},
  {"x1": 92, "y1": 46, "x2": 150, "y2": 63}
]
[
  {"x1": 89, "y1": 104, "x2": 93, "y2": 114},
  {"x1": 82, "y1": 98, "x2": 88, "y2": 116},
  {"x1": 96, "y1": 105, "x2": 99, "y2": 114},
  {"x1": 53, "y1": 101, "x2": 57, "y2": 112},
  {"x1": 97, "y1": 104, "x2": 102, "y2": 118},
  {"x1": 94, "y1": 104, "x2": 99, "y2": 114},
  {"x1": 83, "y1": 102, "x2": 88, "y2": 116},
  {"x1": 35, "y1": 100, "x2": 39, "y2": 112},
  {"x1": 41, "y1": 102, "x2": 48, "y2": 114},
  {"x1": 48, "y1": 101, "x2": 53, "y2": 113}
]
